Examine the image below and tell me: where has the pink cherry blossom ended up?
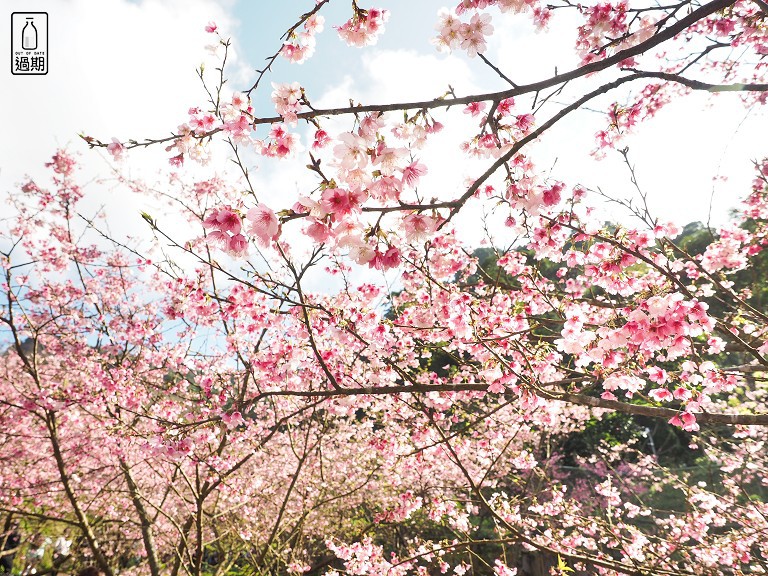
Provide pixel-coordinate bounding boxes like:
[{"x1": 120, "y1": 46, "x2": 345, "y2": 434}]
[
  {"x1": 336, "y1": 6, "x2": 389, "y2": 47},
  {"x1": 107, "y1": 138, "x2": 125, "y2": 161},
  {"x1": 227, "y1": 233, "x2": 248, "y2": 255},
  {"x1": 312, "y1": 129, "x2": 330, "y2": 149},
  {"x1": 464, "y1": 101, "x2": 487, "y2": 116},
  {"x1": 231, "y1": 92, "x2": 250, "y2": 111},
  {"x1": 333, "y1": 132, "x2": 369, "y2": 170},
  {"x1": 541, "y1": 183, "x2": 563, "y2": 206},
  {"x1": 402, "y1": 213, "x2": 438, "y2": 241},
  {"x1": 247, "y1": 204, "x2": 279, "y2": 246},
  {"x1": 321, "y1": 188, "x2": 354, "y2": 216},
  {"x1": 272, "y1": 82, "x2": 303, "y2": 125},
  {"x1": 282, "y1": 14, "x2": 324, "y2": 64},
  {"x1": 401, "y1": 161, "x2": 427, "y2": 188},
  {"x1": 203, "y1": 205, "x2": 241, "y2": 235},
  {"x1": 649, "y1": 388, "x2": 673, "y2": 402},
  {"x1": 305, "y1": 218, "x2": 331, "y2": 243}
]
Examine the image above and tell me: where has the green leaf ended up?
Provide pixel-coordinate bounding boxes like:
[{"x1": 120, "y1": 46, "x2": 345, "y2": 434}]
[{"x1": 140, "y1": 211, "x2": 155, "y2": 228}]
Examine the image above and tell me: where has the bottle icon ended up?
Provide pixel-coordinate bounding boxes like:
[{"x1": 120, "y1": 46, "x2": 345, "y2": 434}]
[{"x1": 22, "y1": 18, "x2": 37, "y2": 50}]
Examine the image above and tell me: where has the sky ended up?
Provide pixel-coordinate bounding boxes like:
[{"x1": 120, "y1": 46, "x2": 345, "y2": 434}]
[{"x1": 2, "y1": 0, "x2": 766, "y2": 264}]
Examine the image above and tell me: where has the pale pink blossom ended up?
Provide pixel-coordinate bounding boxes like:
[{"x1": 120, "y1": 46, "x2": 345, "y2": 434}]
[
  {"x1": 333, "y1": 132, "x2": 369, "y2": 170},
  {"x1": 223, "y1": 115, "x2": 252, "y2": 138},
  {"x1": 272, "y1": 82, "x2": 303, "y2": 124},
  {"x1": 336, "y1": 6, "x2": 389, "y2": 47},
  {"x1": 305, "y1": 13, "x2": 324, "y2": 34},
  {"x1": 359, "y1": 113, "x2": 384, "y2": 140},
  {"x1": 433, "y1": 9, "x2": 462, "y2": 52},
  {"x1": 221, "y1": 411, "x2": 245, "y2": 429},
  {"x1": 107, "y1": 138, "x2": 125, "y2": 161},
  {"x1": 231, "y1": 92, "x2": 250, "y2": 111},
  {"x1": 372, "y1": 144, "x2": 407, "y2": 176},
  {"x1": 402, "y1": 213, "x2": 438, "y2": 241},
  {"x1": 493, "y1": 559, "x2": 517, "y2": 576},
  {"x1": 247, "y1": 204, "x2": 279, "y2": 246},
  {"x1": 369, "y1": 176, "x2": 402, "y2": 201},
  {"x1": 401, "y1": 161, "x2": 427, "y2": 188},
  {"x1": 295, "y1": 195, "x2": 327, "y2": 219},
  {"x1": 348, "y1": 241, "x2": 376, "y2": 265},
  {"x1": 305, "y1": 219, "x2": 331, "y2": 243}
]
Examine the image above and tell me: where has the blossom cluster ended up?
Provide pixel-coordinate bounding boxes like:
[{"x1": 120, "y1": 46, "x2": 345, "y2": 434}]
[
  {"x1": 433, "y1": 10, "x2": 494, "y2": 57},
  {"x1": 281, "y1": 13, "x2": 325, "y2": 64},
  {"x1": 201, "y1": 203, "x2": 280, "y2": 255},
  {"x1": 336, "y1": 6, "x2": 389, "y2": 47},
  {"x1": 271, "y1": 82, "x2": 303, "y2": 126}
]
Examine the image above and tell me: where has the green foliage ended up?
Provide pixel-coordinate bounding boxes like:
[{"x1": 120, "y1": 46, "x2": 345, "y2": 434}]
[{"x1": 556, "y1": 410, "x2": 705, "y2": 469}]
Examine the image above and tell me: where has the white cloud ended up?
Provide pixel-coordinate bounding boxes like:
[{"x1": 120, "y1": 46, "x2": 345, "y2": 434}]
[
  {"x1": 491, "y1": 9, "x2": 581, "y2": 85},
  {"x1": 1, "y1": 0, "x2": 246, "y2": 245}
]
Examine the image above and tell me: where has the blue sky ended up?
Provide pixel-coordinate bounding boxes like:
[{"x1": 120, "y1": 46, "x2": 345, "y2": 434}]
[
  {"x1": 233, "y1": 1, "x2": 454, "y2": 89},
  {"x1": 230, "y1": 0, "x2": 493, "y2": 140}
]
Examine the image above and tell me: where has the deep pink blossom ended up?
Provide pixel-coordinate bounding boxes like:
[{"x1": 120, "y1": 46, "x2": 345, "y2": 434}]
[
  {"x1": 464, "y1": 101, "x2": 487, "y2": 117},
  {"x1": 203, "y1": 206, "x2": 241, "y2": 235}
]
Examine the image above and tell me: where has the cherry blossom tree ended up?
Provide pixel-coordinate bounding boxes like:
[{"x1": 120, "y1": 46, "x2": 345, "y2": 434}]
[{"x1": 3, "y1": 0, "x2": 768, "y2": 574}]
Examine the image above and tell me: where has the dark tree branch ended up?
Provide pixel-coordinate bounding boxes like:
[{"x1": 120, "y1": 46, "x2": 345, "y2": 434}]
[
  {"x1": 247, "y1": 381, "x2": 768, "y2": 426},
  {"x1": 92, "y1": 0, "x2": 738, "y2": 151}
]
